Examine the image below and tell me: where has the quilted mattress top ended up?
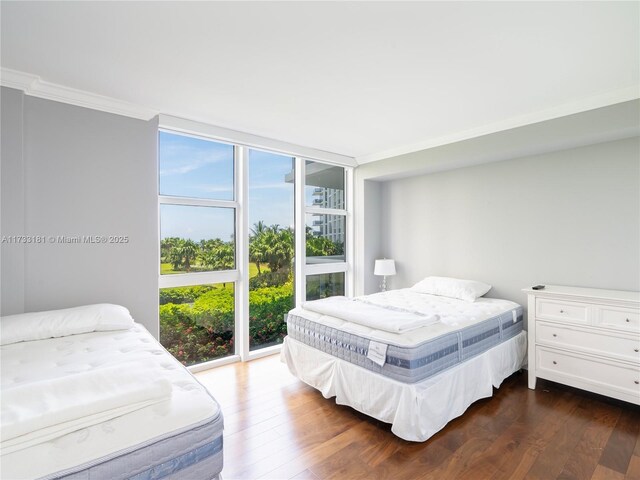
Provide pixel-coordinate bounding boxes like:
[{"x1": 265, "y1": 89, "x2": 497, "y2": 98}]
[
  {"x1": 292, "y1": 289, "x2": 521, "y2": 347},
  {"x1": 1, "y1": 323, "x2": 221, "y2": 479}
]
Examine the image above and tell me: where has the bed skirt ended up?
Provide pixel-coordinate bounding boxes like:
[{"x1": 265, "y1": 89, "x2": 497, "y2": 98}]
[{"x1": 281, "y1": 331, "x2": 527, "y2": 442}]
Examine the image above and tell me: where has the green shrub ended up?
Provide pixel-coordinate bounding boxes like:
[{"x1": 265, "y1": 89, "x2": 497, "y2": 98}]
[
  {"x1": 192, "y1": 288, "x2": 235, "y2": 332},
  {"x1": 249, "y1": 271, "x2": 290, "y2": 289},
  {"x1": 159, "y1": 315, "x2": 233, "y2": 366},
  {"x1": 249, "y1": 282, "x2": 293, "y2": 348},
  {"x1": 159, "y1": 282, "x2": 294, "y2": 365},
  {"x1": 159, "y1": 285, "x2": 215, "y2": 305}
]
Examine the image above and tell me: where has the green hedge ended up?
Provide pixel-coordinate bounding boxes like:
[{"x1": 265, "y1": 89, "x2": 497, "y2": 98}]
[
  {"x1": 249, "y1": 271, "x2": 290, "y2": 289},
  {"x1": 159, "y1": 285, "x2": 216, "y2": 305},
  {"x1": 159, "y1": 283, "x2": 293, "y2": 366},
  {"x1": 249, "y1": 283, "x2": 292, "y2": 348}
]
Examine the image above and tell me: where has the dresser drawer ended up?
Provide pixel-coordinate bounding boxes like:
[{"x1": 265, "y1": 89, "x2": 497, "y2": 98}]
[
  {"x1": 536, "y1": 347, "x2": 640, "y2": 397},
  {"x1": 536, "y1": 322, "x2": 640, "y2": 363},
  {"x1": 595, "y1": 306, "x2": 640, "y2": 332},
  {"x1": 536, "y1": 298, "x2": 589, "y2": 325}
]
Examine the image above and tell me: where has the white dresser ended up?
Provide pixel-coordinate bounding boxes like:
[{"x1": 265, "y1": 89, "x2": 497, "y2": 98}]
[{"x1": 523, "y1": 285, "x2": 640, "y2": 405}]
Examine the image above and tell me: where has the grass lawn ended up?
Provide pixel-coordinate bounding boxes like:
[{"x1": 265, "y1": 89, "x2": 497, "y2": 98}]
[
  {"x1": 160, "y1": 263, "x2": 177, "y2": 275},
  {"x1": 161, "y1": 262, "x2": 268, "y2": 278}
]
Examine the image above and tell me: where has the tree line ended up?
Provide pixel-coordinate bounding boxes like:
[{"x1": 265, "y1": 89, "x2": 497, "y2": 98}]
[{"x1": 161, "y1": 221, "x2": 344, "y2": 274}]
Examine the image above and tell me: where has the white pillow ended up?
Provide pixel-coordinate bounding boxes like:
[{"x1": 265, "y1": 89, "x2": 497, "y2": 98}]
[
  {"x1": 0, "y1": 304, "x2": 134, "y2": 345},
  {"x1": 411, "y1": 276, "x2": 492, "y2": 302}
]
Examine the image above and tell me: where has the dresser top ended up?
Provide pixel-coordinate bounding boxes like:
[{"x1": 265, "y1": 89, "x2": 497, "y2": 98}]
[{"x1": 522, "y1": 285, "x2": 640, "y2": 304}]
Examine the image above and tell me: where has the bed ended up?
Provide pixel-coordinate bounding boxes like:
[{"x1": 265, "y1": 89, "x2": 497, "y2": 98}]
[
  {"x1": 0, "y1": 304, "x2": 224, "y2": 480},
  {"x1": 281, "y1": 277, "x2": 527, "y2": 442}
]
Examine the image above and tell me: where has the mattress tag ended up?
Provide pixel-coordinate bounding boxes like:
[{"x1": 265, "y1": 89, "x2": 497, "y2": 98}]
[
  {"x1": 367, "y1": 340, "x2": 388, "y2": 367},
  {"x1": 512, "y1": 310, "x2": 517, "y2": 323}
]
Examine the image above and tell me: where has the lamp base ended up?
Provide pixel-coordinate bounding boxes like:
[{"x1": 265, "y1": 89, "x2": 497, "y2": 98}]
[{"x1": 380, "y1": 276, "x2": 388, "y2": 292}]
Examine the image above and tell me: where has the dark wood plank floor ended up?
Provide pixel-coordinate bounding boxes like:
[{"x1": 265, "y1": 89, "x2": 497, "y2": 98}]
[{"x1": 195, "y1": 354, "x2": 640, "y2": 480}]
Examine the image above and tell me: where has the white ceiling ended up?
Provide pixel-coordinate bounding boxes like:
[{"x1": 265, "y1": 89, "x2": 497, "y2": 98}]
[{"x1": 1, "y1": 2, "x2": 638, "y2": 163}]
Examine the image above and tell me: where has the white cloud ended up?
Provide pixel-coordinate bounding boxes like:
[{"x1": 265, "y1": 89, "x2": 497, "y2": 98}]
[
  {"x1": 248, "y1": 183, "x2": 293, "y2": 190},
  {"x1": 159, "y1": 145, "x2": 232, "y2": 176},
  {"x1": 192, "y1": 185, "x2": 234, "y2": 193}
]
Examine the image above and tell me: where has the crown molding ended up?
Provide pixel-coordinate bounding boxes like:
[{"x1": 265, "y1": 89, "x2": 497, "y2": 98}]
[
  {"x1": 3, "y1": 67, "x2": 637, "y2": 166},
  {"x1": 159, "y1": 114, "x2": 357, "y2": 167},
  {"x1": 0, "y1": 68, "x2": 356, "y2": 164},
  {"x1": 356, "y1": 85, "x2": 640, "y2": 164},
  {"x1": 0, "y1": 68, "x2": 158, "y2": 120}
]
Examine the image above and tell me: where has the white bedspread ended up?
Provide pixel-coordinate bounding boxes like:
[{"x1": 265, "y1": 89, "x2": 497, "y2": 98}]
[
  {"x1": 303, "y1": 296, "x2": 439, "y2": 333},
  {"x1": 281, "y1": 332, "x2": 527, "y2": 442},
  {"x1": 1, "y1": 362, "x2": 172, "y2": 454}
]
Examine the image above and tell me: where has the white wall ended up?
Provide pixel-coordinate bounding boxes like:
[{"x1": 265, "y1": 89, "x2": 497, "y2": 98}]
[
  {"x1": 356, "y1": 100, "x2": 640, "y2": 182},
  {"x1": 1, "y1": 88, "x2": 25, "y2": 315},
  {"x1": 355, "y1": 101, "x2": 640, "y2": 302},
  {"x1": 376, "y1": 137, "x2": 639, "y2": 307},
  {"x1": 357, "y1": 180, "x2": 383, "y2": 294},
  {"x1": 0, "y1": 88, "x2": 160, "y2": 336}
]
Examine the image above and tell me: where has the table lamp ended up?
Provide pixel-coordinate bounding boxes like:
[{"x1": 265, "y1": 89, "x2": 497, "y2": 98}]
[{"x1": 374, "y1": 259, "x2": 396, "y2": 292}]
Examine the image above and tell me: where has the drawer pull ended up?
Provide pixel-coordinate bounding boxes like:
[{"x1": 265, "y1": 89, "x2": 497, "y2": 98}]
[
  {"x1": 635, "y1": 380, "x2": 639, "y2": 385},
  {"x1": 626, "y1": 318, "x2": 630, "y2": 323},
  {"x1": 560, "y1": 310, "x2": 565, "y2": 314},
  {"x1": 635, "y1": 349, "x2": 639, "y2": 353},
  {"x1": 552, "y1": 334, "x2": 557, "y2": 337},
  {"x1": 552, "y1": 361, "x2": 557, "y2": 365}
]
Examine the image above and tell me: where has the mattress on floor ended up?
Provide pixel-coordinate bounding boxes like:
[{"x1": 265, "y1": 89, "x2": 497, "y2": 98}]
[
  {"x1": 0, "y1": 323, "x2": 223, "y2": 480},
  {"x1": 287, "y1": 289, "x2": 524, "y2": 383}
]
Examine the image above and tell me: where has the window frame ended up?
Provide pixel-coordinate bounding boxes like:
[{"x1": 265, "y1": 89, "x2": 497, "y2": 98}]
[
  {"x1": 158, "y1": 125, "x2": 354, "y2": 370},
  {"x1": 296, "y1": 161, "x2": 353, "y2": 304},
  {"x1": 158, "y1": 132, "x2": 240, "y2": 290},
  {"x1": 158, "y1": 130, "x2": 242, "y2": 369}
]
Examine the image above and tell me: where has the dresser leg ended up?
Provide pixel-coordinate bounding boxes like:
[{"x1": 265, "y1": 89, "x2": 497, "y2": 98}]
[{"x1": 528, "y1": 372, "x2": 536, "y2": 390}]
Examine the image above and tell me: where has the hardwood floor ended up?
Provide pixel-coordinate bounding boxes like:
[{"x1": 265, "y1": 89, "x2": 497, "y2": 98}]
[{"x1": 195, "y1": 354, "x2": 640, "y2": 480}]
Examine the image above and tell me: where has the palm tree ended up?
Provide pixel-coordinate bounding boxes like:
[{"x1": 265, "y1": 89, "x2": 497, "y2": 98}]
[
  {"x1": 249, "y1": 223, "x2": 294, "y2": 275},
  {"x1": 214, "y1": 243, "x2": 235, "y2": 271},
  {"x1": 200, "y1": 241, "x2": 235, "y2": 286},
  {"x1": 249, "y1": 237, "x2": 268, "y2": 275},
  {"x1": 262, "y1": 226, "x2": 293, "y2": 272},
  {"x1": 306, "y1": 233, "x2": 339, "y2": 257},
  {"x1": 179, "y1": 239, "x2": 199, "y2": 272},
  {"x1": 275, "y1": 228, "x2": 294, "y2": 271},
  {"x1": 249, "y1": 222, "x2": 269, "y2": 274},
  {"x1": 161, "y1": 237, "x2": 181, "y2": 264},
  {"x1": 250, "y1": 220, "x2": 267, "y2": 239},
  {"x1": 167, "y1": 238, "x2": 185, "y2": 270}
]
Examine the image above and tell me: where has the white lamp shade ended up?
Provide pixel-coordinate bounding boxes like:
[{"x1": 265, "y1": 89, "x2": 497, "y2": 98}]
[{"x1": 374, "y1": 259, "x2": 396, "y2": 276}]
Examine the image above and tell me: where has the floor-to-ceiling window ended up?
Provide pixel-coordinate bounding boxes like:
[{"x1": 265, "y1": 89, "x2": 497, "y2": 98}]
[
  {"x1": 248, "y1": 149, "x2": 294, "y2": 351},
  {"x1": 158, "y1": 124, "x2": 352, "y2": 368},
  {"x1": 158, "y1": 131, "x2": 238, "y2": 366},
  {"x1": 303, "y1": 161, "x2": 348, "y2": 301}
]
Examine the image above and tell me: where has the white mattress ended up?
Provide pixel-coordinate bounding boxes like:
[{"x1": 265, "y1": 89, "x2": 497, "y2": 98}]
[
  {"x1": 0, "y1": 323, "x2": 220, "y2": 480},
  {"x1": 292, "y1": 289, "x2": 521, "y2": 347}
]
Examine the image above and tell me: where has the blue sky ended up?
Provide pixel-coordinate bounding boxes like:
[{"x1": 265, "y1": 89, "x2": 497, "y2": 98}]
[
  {"x1": 248, "y1": 149, "x2": 294, "y2": 233},
  {"x1": 160, "y1": 131, "x2": 294, "y2": 241},
  {"x1": 159, "y1": 131, "x2": 234, "y2": 201}
]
